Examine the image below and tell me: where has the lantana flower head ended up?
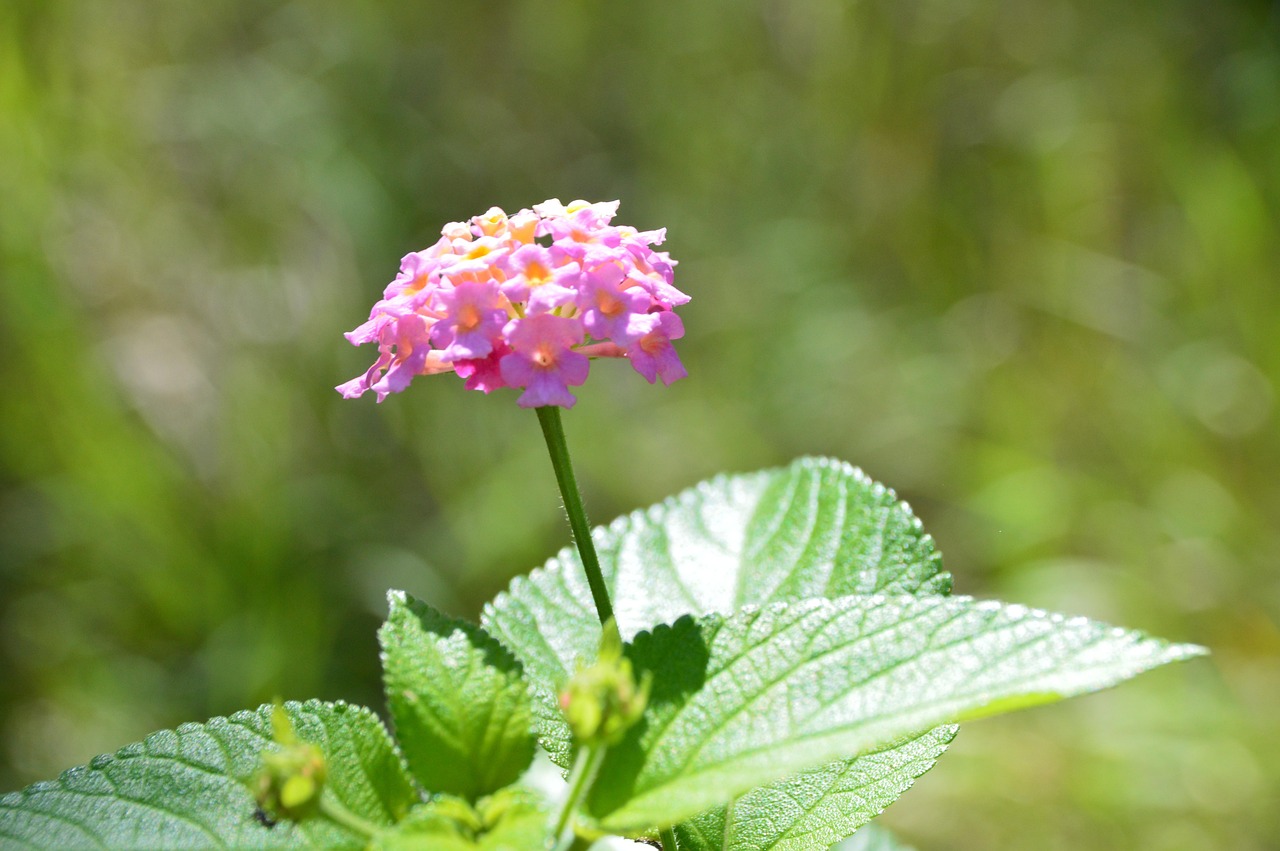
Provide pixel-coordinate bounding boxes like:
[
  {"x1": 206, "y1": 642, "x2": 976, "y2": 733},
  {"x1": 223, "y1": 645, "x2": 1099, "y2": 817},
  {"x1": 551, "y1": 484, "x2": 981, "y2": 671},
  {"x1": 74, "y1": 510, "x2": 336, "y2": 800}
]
[{"x1": 338, "y1": 199, "x2": 688, "y2": 408}]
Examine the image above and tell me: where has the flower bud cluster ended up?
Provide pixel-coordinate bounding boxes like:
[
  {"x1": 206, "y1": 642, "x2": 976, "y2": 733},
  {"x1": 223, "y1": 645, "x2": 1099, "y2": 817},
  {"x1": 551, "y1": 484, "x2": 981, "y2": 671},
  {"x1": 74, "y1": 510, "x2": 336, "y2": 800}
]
[
  {"x1": 251, "y1": 706, "x2": 327, "y2": 823},
  {"x1": 559, "y1": 621, "x2": 651, "y2": 747},
  {"x1": 338, "y1": 200, "x2": 688, "y2": 409}
]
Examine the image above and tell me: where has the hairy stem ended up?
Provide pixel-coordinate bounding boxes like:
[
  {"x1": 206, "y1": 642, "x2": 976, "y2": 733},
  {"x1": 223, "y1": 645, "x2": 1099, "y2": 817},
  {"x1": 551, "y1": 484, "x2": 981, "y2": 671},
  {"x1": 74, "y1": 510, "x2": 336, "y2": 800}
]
[
  {"x1": 660, "y1": 825, "x2": 680, "y2": 849},
  {"x1": 536, "y1": 405, "x2": 614, "y2": 625}
]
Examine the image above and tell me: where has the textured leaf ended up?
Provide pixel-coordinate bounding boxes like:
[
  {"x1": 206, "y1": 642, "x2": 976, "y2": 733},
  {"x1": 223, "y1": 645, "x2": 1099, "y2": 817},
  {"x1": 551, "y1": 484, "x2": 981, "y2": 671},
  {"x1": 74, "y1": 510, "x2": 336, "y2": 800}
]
[
  {"x1": 0, "y1": 700, "x2": 416, "y2": 850},
  {"x1": 483, "y1": 458, "x2": 955, "y2": 848},
  {"x1": 380, "y1": 590, "x2": 535, "y2": 800},
  {"x1": 672, "y1": 728, "x2": 953, "y2": 851},
  {"x1": 585, "y1": 596, "x2": 1205, "y2": 832},
  {"x1": 482, "y1": 457, "x2": 951, "y2": 767}
]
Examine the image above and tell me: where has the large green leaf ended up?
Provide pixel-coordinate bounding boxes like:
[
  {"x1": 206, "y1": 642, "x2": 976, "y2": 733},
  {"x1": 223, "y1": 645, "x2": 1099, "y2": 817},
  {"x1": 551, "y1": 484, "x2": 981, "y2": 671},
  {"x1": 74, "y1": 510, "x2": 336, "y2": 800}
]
[
  {"x1": 585, "y1": 596, "x2": 1204, "y2": 832},
  {"x1": 672, "y1": 727, "x2": 954, "y2": 851},
  {"x1": 0, "y1": 700, "x2": 417, "y2": 850},
  {"x1": 482, "y1": 457, "x2": 952, "y2": 767},
  {"x1": 380, "y1": 591, "x2": 536, "y2": 800},
  {"x1": 483, "y1": 458, "x2": 957, "y2": 847}
]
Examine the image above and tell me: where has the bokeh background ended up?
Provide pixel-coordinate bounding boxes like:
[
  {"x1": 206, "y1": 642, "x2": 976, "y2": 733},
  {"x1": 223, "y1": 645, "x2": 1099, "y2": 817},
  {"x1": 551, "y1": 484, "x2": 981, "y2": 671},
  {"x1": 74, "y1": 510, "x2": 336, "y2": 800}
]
[{"x1": 2, "y1": 1, "x2": 1277, "y2": 848}]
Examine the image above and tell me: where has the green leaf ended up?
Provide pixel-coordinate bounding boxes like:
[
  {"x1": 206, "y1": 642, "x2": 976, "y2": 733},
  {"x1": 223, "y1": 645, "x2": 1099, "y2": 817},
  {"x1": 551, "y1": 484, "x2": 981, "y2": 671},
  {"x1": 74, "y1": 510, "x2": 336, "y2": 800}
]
[
  {"x1": 380, "y1": 590, "x2": 536, "y2": 800},
  {"x1": 483, "y1": 458, "x2": 958, "y2": 848},
  {"x1": 832, "y1": 824, "x2": 918, "y2": 851},
  {"x1": 672, "y1": 727, "x2": 954, "y2": 851},
  {"x1": 482, "y1": 457, "x2": 950, "y2": 767},
  {"x1": 0, "y1": 700, "x2": 417, "y2": 850},
  {"x1": 586, "y1": 596, "x2": 1204, "y2": 832}
]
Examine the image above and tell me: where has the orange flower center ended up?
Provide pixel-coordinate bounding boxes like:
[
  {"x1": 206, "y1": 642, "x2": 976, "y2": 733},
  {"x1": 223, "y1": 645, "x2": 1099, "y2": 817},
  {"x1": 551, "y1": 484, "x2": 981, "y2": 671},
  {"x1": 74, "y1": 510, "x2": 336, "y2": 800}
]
[
  {"x1": 458, "y1": 303, "x2": 483, "y2": 332},
  {"x1": 641, "y1": 334, "x2": 666, "y2": 356},
  {"x1": 525, "y1": 261, "x2": 550, "y2": 285},
  {"x1": 533, "y1": 342, "x2": 559, "y2": 368},
  {"x1": 596, "y1": 290, "x2": 624, "y2": 317}
]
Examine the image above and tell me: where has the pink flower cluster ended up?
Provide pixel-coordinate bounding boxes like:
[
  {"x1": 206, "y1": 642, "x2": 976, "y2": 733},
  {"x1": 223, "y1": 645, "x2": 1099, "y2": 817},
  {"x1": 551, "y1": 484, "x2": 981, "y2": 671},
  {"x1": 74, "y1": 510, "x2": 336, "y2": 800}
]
[{"x1": 337, "y1": 200, "x2": 688, "y2": 409}]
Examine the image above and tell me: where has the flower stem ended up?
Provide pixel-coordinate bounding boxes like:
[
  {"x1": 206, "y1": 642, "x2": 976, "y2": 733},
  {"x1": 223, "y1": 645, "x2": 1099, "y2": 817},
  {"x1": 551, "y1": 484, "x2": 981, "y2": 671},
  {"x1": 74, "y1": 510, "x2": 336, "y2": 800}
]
[
  {"x1": 660, "y1": 826, "x2": 680, "y2": 850},
  {"x1": 317, "y1": 793, "x2": 383, "y2": 840},
  {"x1": 551, "y1": 744, "x2": 606, "y2": 851},
  {"x1": 536, "y1": 405, "x2": 614, "y2": 625}
]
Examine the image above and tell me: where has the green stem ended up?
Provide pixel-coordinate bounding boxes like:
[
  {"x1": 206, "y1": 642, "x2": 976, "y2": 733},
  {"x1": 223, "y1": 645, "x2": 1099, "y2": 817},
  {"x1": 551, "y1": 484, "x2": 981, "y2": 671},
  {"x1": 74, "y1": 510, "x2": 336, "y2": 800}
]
[
  {"x1": 317, "y1": 793, "x2": 383, "y2": 840},
  {"x1": 551, "y1": 744, "x2": 605, "y2": 851},
  {"x1": 536, "y1": 405, "x2": 614, "y2": 625},
  {"x1": 659, "y1": 826, "x2": 680, "y2": 850}
]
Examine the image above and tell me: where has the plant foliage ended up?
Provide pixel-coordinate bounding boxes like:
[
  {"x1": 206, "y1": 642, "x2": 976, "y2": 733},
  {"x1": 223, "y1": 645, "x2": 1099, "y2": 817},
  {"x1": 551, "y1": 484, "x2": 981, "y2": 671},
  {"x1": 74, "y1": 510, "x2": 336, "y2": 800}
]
[{"x1": 0, "y1": 459, "x2": 1202, "y2": 850}]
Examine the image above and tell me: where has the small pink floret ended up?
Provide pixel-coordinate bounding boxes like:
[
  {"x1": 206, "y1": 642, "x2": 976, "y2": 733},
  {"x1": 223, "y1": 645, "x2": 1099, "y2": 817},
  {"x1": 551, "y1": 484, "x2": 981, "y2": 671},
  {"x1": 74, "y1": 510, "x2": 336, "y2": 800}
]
[
  {"x1": 578, "y1": 264, "x2": 650, "y2": 345},
  {"x1": 627, "y1": 312, "x2": 687, "y2": 386},
  {"x1": 453, "y1": 341, "x2": 511, "y2": 394},
  {"x1": 430, "y1": 280, "x2": 507, "y2": 362},
  {"x1": 500, "y1": 314, "x2": 589, "y2": 408}
]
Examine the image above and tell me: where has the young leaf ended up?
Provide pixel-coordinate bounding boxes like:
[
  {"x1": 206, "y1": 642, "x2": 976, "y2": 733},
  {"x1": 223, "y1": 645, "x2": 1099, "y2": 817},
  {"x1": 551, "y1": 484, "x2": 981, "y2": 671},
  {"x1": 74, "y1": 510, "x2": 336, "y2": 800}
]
[
  {"x1": 482, "y1": 457, "x2": 949, "y2": 766},
  {"x1": 585, "y1": 596, "x2": 1204, "y2": 832},
  {"x1": 0, "y1": 700, "x2": 416, "y2": 850},
  {"x1": 672, "y1": 727, "x2": 954, "y2": 851},
  {"x1": 380, "y1": 590, "x2": 536, "y2": 800}
]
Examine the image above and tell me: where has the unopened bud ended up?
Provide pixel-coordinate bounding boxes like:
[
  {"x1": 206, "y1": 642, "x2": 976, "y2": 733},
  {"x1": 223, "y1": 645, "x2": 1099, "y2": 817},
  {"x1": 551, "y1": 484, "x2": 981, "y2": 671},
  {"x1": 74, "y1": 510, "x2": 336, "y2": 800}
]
[
  {"x1": 560, "y1": 620, "x2": 651, "y2": 746},
  {"x1": 251, "y1": 705, "x2": 328, "y2": 822}
]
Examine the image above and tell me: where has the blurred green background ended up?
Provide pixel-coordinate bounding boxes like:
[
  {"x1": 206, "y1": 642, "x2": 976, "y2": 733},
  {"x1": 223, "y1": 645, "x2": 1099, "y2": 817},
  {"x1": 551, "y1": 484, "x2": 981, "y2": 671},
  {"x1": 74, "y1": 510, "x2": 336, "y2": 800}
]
[{"x1": 2, "y1": 0, "x2": 1277, "y2": 847}]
